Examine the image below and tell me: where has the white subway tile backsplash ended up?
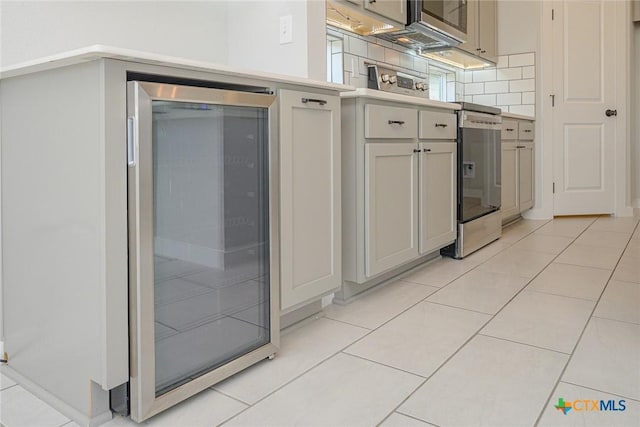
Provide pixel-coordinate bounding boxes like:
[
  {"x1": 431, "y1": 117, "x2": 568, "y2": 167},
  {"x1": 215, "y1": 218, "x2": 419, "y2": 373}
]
[
  {"x1": 497, "y1": 56, "x2": 509, "y2": 69},
  {"x1": 496, "y1": 105, "x2": 509, "y2": 112},
  {"x1": 522, "y1": 66, "x2": 535, "y2": 79},
  {"x1": 484, "y1": 81, "x2": 509, "y2": 94},
  {"x1": 472, "y1": 69, "x2": 497, "y2": 82},
  {"x1": 358, "y1": 56, "x2": 370, "y2": 76},
  {"x1": 348, "y1": 36, "x2": 367, "y2": 57},
  {"x1": 472, "y1": 94, "x2": 497, "y2": 106},
  {"x1": 447, "y1": 73, "x2": 456, "y2": 82},
  {"x1": 463, "y1": 95, "x2": 474, "y2": 102},
  {"x1": 497, "y1": 68, "x2": 522, "y2": 81},
  {"x1": 509, "y1": 105, "x2": 535, "y2": 116},
  {"x1": 384, "y1": 48, "x2": 400, "y2": 65},
  {"x1": 465, "y1": 82, "x2": 485, "y2": 95},
  {"x1": 510, "y1": 79, "x2": 535, "y2": 93},
  {"x1": 497, "y1": 92, "x2": 522, "y2": 106},
  {"x1": 509, "y1": 53, "x2": 535, "y2": 67},
  {"x1": 463, "y1": 71, "x2": 474, "y2": 83},
  {"x1": 400, "y1": 52, "x2": 414, "y2": 70},
  {"x1": 368, "y1": 43, "x2": 385, "y2": 61},
  {"x1": 522, "y1": 92, "x2": 536, "y2": 105},
  {"x1": 343, "y1": 53, "x2": 355, "y2": 74},
  {"x1": 414, "y1": 57, "x2": 428, "y2": 73}
]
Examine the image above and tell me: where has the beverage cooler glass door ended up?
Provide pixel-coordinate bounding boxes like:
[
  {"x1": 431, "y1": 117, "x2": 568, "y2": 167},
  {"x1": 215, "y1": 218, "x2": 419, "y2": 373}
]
[{"x1": 127, "y1": 81, "x2": 279, "y2": 422}]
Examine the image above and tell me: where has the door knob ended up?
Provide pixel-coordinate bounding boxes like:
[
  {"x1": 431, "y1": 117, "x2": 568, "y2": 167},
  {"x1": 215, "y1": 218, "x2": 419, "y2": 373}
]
[{"x1": 605, "y1": 109, "x2": 617, "y2": 117}]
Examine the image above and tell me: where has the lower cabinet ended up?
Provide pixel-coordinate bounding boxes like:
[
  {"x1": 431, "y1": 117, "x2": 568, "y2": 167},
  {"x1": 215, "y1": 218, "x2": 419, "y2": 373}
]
[
  {"x1": 419, "y1": 142, "x2": 457, "y2": 254},
  {"x1": 279, "y1": 89, "x2": 341, "y2": 311},
  {"x1": 365, "y1": 142, "x2": 419, "y2": 277},
  {"x1": 501, "y1": 141, "x2": 534, "y2": 222}
]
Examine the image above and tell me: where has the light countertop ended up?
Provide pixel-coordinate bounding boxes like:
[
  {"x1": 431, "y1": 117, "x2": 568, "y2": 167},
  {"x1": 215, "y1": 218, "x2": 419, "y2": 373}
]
[
  {"x1": 501, "y1": 111, "x2": 535, "y2": 120},
  {"x1": 0, "y1": 45, "x2": 355, "y2": 93},
  {"x1": 341, "y1": 88, "x2": 461, "y2": 110}
]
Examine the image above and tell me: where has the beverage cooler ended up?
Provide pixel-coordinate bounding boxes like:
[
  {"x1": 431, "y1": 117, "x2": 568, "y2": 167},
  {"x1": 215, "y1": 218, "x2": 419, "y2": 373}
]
[{"x1": 126, "y1": 80, "x2": 280, "y2": 421}]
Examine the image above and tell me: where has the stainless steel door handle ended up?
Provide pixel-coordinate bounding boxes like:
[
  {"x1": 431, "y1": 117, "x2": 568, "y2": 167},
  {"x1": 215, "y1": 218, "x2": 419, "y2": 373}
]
[
  {"x1": 605, "y1": 109, "x2": 617, "y2": 117},
  {"x1": 434, "y1": 123, "x2": 448, "y2": 128},
  {"x1": 388, "y1": 120, "x2": 405, "y2": 125},
  {"x1": 301, "y1": 98, "x2": 327, "y2": 106}
]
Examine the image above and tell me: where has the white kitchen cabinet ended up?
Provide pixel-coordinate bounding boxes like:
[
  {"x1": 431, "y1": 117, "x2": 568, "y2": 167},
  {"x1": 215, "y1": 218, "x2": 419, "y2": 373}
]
[
  {"x1": 365, "y1": 142, "x2": 419, "y2": 277},
  {"x1": 418, "y1": 142, "x2": 457, "y2": 255},
  {"x1": 461, "y1": 0, "x2": 497, "y2": 64},
  {"x1": 501, "y1": 142, "x2": 519, "y2": 220},
  {"x1": 279, "y1": 89, "x2": 341, "y2": 311},
  {"x1": 363, "y1": 0, "x2": 406, "y2": 25},
  {"x1": 518, "y1": 142, "x2": 535, "y2": 212},
  {"x1": 501, "y1": 118, "x2": 535, "y2": 223}
]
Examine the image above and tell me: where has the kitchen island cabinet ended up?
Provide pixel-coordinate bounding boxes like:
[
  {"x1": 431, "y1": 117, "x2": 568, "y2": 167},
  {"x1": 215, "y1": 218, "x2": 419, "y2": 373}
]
[
  {"x1": 501, "y1": 114, "x2": 535, "y2": 224},
  {"x1": 338, "y1": 89, "x2": 460, "y2": 302}
]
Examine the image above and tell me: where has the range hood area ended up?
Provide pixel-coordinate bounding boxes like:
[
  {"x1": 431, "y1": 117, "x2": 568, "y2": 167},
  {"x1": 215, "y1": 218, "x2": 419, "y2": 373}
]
[{"x1": 326, "y1": 1, "x2": 494, "y2": 70}]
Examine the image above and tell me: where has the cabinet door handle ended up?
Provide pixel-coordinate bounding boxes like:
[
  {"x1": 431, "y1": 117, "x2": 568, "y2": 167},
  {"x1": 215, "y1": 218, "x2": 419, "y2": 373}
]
[
  {"x1": 523, "y1": 129, "x2": 532, "y2": 132},
  {"x1": 476, "y1": 47, "x2": 482, "y2": 51},
  {"x1": 481, "y1": 50, "x2": 487, "y2": 54},
  {"x1": 424, "y1": 148, "x2": 432, "y2": 152},
  {"x1": 301, "y1": 98, "x2": 327, "y2": 106},
  {"x1": 434, "y1": 123, "x2": 448, "y2": 128},
  {"x1": 413, "y1": 148, "x2": 422, "y2": 153},
  {"x1": 505, "y1": 128, "x2": 515, "y2": 131},
  {"x1": 516, "y1": 145, "x2": 526, "y2": 149},
  {"x1": 369, "y1": 0, "x2": 376, "y2": 3},
  {"x1": 388, "y1": 120, "x2": 405, "y2": 125}
]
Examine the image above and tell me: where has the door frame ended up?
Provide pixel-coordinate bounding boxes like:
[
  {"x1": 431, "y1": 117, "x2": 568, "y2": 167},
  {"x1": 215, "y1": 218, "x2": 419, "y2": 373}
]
[{"x1": 540, "y1": 0, "x2": 632, "y2": 217}]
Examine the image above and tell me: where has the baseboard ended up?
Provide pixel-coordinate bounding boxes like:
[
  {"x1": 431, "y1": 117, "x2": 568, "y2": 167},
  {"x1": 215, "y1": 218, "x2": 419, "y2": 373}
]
[{"x1": 0, "y1": 366, "x2": 113, "y2": 427}]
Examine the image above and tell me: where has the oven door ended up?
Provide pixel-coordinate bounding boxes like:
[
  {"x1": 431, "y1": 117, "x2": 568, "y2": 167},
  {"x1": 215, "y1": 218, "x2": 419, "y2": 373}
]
[
  {"x1": 127, "y1": 81, "x2": 279, "y2": 421},
  {"x1": 420, "y1": 0, "x2": 468, "y2": 42},
  {"x1": 459, "y1": 115, "x2": 501, "y2": 223}
]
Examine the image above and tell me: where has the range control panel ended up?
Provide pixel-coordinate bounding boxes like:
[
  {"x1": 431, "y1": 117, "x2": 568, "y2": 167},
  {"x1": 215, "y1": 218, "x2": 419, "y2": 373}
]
[{"x1": 367, "y1": 65, "x2": 429, "y2": 99}]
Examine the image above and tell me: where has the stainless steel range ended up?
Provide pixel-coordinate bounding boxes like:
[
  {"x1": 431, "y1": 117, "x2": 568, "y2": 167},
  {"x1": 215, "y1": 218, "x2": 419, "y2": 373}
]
[
  {"x1": 442, "y1": 102, "x2": 502, "y2": 258},
  {"x1": 367, "y1": 64, "x2": 430, "y2": 98}
]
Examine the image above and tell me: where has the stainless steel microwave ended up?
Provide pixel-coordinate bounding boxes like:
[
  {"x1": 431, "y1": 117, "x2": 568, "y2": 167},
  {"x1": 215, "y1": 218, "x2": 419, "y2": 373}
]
[{"x1": 408, "y1": 0, "x2": 468, "y2": 43}]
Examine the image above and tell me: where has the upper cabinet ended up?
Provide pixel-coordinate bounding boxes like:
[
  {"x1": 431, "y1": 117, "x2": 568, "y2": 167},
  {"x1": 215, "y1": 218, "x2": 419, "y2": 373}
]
[
  {"x1": 363, "y1": 0, "x2": 406, "y2": 25},
  {"x1": 634, "y1": 0, "x2": 640, "y2": 21},
  {"x1": 460, "y1": 0, "x2": 497, "y2": 63}
]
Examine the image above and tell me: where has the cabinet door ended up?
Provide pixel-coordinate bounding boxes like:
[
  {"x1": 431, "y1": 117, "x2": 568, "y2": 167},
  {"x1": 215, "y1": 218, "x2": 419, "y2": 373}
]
[
  {"x1": 501, "y1": 142, "x2": 519, "y2": 221},
  {"x1": 460, "y1": 0, "x2": 479, "y2": 55},
  {"x1": 518, "y1": 142, "x2": 535, "y2": 212},
  {"x1": 419, "y1": 142, "x2": 457, "y2": 254},
  {"x1": 279, "y1": 90, "x2": 341, "y2": 311},
  {"x1": 364, "y1": 0, "x2": 406, "y2": 24},
  {"x1": 365, "y1": 143, "x2": 419, "y2": 277},
  {"x1": 478, "y1": 0, "x2": 497, "y2": 62}
]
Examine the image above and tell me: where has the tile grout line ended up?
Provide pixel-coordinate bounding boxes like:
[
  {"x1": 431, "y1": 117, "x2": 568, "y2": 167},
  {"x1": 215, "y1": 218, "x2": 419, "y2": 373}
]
[
  {"x1": 476, "y1": 333, "x2": 572, "y2": 356},
  {"x1": 590, "y1": 315, "x2": 640, "y2": 327},
  {"x1": 208, "y1": 387, "x2": 252, "y2": 407},
  {"x1": 532, "y1": 217, "x2": 640, "y2": 426},
  {"x1": 341, "y1": 352, "x2": 428, "y2": 379},
  {"x1": 559, "y1": 380, "x2": 640, "y2": 403}
]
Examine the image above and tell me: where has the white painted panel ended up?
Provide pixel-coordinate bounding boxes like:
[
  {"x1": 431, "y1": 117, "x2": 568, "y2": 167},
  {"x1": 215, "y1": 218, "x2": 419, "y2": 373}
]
[
  {"x1": 564, "y1": 125, "x2": 604, "y2": 191},
  {"x1": 564, "y1": 1, "x2": 603, "y2": 102},
  {"x1": 501, "y1": 143, "x2": 519, "y2": 220}
]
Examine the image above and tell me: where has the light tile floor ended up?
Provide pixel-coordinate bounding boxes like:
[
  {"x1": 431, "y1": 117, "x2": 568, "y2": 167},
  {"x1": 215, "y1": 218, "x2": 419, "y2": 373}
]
[{"x1": 1, "y1": 215, "x2": 639, "y2": 427}]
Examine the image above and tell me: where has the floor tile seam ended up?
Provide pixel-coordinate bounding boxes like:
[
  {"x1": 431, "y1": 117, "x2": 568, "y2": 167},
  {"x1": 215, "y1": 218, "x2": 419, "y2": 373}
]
[
  {"x1": 340, "y1": 351, "x2": 428, "y2": 380},
  {"x1": 589, "y1": 315, "x2": 640, "y2": 327},
  {"x1": 605, "y1": 277, "x2": 640, "y2": 286},
  {"x1": 419, "y1": 300, "x2": 495, "y2": 316},
  {"x1": 320, "y1": 315, "x2": 375, "y2": 331},
  {"x1": 552, "y1": 260, "x2": 613, "y2": 272},
  {"x1": 533, "y1": 227, "x2": 628, "y2": 426},
  {"x1": 476, "y1": 333, "x2": 572, "y2": 356},
  {"x1": 209, "y1": 386, "x2": 252, "y2": 407},
  {"x1": 559, "y1": 381, "x2": 640, "y2": 402},
  {"x1": 0, "y1": 383, "x2": 18, "y2": 393},
  {"x1": 381, "y1": 410, "x2": 442, "y2": 427},
  {"x1": 520, "y1": 288, "x2": 598, "y2": 303}
]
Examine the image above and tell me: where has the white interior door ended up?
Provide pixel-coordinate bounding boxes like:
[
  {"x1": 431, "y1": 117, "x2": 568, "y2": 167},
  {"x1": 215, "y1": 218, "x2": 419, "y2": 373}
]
[{"x1": 552, "y1": 0, "x2": 616, "y2": 215}]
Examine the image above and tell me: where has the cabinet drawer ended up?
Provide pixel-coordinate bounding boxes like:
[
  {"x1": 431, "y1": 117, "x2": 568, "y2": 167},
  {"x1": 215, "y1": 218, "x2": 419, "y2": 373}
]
[
  {"x1": 518, "y1": 121, "x2": 534, "y2": 140},
  {"x1": 419, "y1": 110, "x2": 457, "y2": 140},
  {"x1": 365, "y1": 104, "x2": 418, "y2": 139},
  {"x1": 501, "y1": 120, "x2": 519, "y2": 140}
]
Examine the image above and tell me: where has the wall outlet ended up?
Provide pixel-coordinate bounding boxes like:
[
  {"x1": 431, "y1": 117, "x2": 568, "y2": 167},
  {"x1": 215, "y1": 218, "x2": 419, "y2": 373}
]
[{"x1": 280, "y1": 15, "x2": 293, "y2": 45}]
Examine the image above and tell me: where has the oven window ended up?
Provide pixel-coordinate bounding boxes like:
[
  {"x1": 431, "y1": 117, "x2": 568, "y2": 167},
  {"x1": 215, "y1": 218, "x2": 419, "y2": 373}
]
[{"x1": 423, "y1": 0, "x2": 468, "y2": 33}]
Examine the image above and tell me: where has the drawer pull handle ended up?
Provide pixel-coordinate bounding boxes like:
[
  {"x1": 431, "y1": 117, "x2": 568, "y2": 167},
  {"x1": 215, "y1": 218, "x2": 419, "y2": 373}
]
[
  {"x1": 424, "y1": 148, "x2": 432, "y2": 152},
  {"x1": 388, "y1": 120, "x2": 405, "y2": 125},
  {"x1": 505, "y1": 128, "x2": 515, "y2": 131},
  {"x1": 413, "y1": 148, "x2": 422, "y2": 153},
  {"x1": 523, "y1": 129, "x2": 532, "y2": 132},
  {"x1": 516, "y1": 145, "x2": 526, "y2": 148},
  {"x1": 434, "y1": 123, "x2": 448, "y2": 128},
  {"x1": 301, "y1": 98, "x2": 327, "y2": 106}
]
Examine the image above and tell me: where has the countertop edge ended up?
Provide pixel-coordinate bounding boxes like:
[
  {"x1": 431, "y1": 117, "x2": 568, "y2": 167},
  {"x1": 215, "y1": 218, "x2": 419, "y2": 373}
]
[
  {"x1": 0, "y1": 45, "x2": 356, "y2": 92},
  {"x1": 340, "y1": 88, "x2": 461, "y2": 110},
  {"x1": 501, "y1": 112, "x2": 535, "y2": 120}
]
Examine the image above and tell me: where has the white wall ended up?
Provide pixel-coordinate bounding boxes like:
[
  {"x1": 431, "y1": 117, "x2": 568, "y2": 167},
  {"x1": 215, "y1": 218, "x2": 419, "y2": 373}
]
[
  {"x1": 226, "y1": 0, "x2": 326, "y2": 80},
  {"x1": 632, "y1": 23, "x2": 640, "y2": 207},
  {"x1": 0, "y1": 1, "x2": 229, "y2": 67}
]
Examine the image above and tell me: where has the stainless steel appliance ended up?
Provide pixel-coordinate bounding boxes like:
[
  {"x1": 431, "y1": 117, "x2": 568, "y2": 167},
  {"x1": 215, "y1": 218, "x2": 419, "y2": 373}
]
[
  {"x1": 126, "y1": 79, "x2": 279, "y2": 421},
  {"x1": 377, "y1": 0, "x2": 466, "y2": 50},
  {"x1": 367, "y1": 64, "x2": 430, "y2": 98},
  {"x1": 442, "y1": 102, "x2": 502, "y2": 258}
]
